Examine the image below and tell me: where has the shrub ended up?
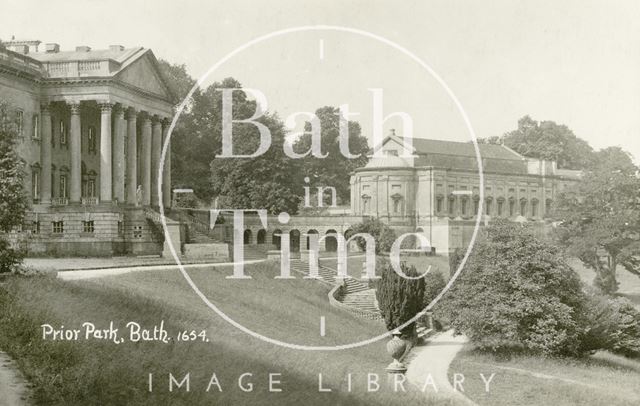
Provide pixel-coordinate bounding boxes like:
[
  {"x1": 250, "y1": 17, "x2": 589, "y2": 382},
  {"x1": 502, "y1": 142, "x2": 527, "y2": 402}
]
[
  {"x1": 423, "y1": 269, "x2": 447, "y2": 308},
  {"x1": 376, "y1": 259, "x2": 425, "y2": 337},
  {"x1": 579, "y1": 289, "x2": 640, "y2": 358},
  {"x1": 438, "y1": 220, "x2": 586, "y2": 356},
  {"x1": 0, "y1": 237, "x2": 23, "y2": 273},
  {"x1": 349, "y1": 218, "x2": 397, "y2": 254}
]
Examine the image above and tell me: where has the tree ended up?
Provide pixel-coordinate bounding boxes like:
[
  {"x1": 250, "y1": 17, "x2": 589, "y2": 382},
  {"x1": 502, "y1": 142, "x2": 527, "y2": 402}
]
[
  {"x1": 349, "y1": 218, "x2": 397, "y2": 254},
  {"x1": 293, "y1": 106, "x2": 369, "y2": 205},
  {"x1": 554, "y1": 148, "x2": 640, "y2": 293},
  {"x1": 486, "y1": 116, "x2": 595, "y2": 169},
  {"x1": 0, "y1": 100, "x2": 28, "y2": 272},
  {"x1": 376, "y1": 259, "x2": 426, "y2": 337},
  {"x1": 208, "y1": 79, "x2": 302, "y2": 214},
  {"x1": 438, "y1": 220, "x2": 586, "y2": 355}
]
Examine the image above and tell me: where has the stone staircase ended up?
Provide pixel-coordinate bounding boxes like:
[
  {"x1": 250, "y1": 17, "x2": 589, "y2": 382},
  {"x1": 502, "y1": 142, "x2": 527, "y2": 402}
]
[{"x1": 289, "y1": 259, "x2": 382, "y2": 321}]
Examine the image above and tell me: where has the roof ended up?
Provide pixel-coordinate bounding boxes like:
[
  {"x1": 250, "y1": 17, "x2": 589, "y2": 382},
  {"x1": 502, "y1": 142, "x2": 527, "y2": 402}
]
[
  {"x1": 410, "y1": 138, "x2": 524, "y2": 160},
  {"x1": 30, "y1": 47, "x2": 144, "y2": 64}
]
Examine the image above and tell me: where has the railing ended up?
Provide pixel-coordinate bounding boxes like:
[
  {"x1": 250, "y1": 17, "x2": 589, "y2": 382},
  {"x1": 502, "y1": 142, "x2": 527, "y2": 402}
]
[
  {"x1": 78, "y1": 60, "x2": 100, "y2": 72},
  {"x1": 81, "y1": 197, "x2": 99, "y2": 205},
  {"x1": 51, "y1": 197, "x2": 69, "y2": 206}
]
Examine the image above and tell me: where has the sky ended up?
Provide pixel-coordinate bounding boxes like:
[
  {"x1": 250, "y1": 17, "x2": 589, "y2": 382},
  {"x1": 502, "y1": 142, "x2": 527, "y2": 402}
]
[{"x1": 3, "y1": 0, "x2": 640, "y2": 161}]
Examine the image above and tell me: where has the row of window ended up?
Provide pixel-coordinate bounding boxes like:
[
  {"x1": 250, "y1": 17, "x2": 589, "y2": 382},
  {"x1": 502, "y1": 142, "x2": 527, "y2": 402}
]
[
  {"x1": 17, "y1": 111, "x2": 98, "y2": 154},
  {"x1": 33, "y1": 221, "x2": 124, "y2": 235},
  {"x1": 31, "y1": 167, "x2": 97, "y2": 201},
  {"x1": 361, "y1": 195, "x2": 404, "y2": 214},
  {"x1": 435, "y1": 196, "x2": 550, "y2": 218}
]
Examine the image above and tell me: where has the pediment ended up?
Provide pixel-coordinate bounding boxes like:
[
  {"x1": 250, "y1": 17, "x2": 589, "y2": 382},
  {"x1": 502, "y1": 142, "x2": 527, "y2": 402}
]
[{"x1": 115, "y1": 52, "x2": 171, "y2": 101}]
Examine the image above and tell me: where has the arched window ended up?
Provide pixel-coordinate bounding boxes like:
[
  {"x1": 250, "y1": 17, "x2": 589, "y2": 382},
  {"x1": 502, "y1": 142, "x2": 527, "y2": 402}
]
[
  {"x1": 497, "y1": 198, "x2": 505, "y2": 217},
  {"x1": 545, "y1": 199, "x2": 553, "y2": 215},
  {"x1": 448, "y1": 196, "x2": 455, "y2": 216},
  {"x1": 461, "y1": 197, "x2": 468, "y2": 217},
  {"x1": 257, "y1": 229, "x2": 266, "y2": 244},
  {"x1": 362, "y1": 194, "x2": 371, "y2": 214},
  {"x1": 520, "y1": 198, "x2": 527, "y2": 217},
  {"x1": 509, "y1": 197, "x2": 516, "y2": 217},
  {"x1": 391, "y1": 193, "x2": 403, "y2": 214},
  {"x1": 436, "y1": 195, "x2": 444, "y2": 214},
  {"x1": 243, "y1": 229, "x2": 252, "y2": 244},
  {"x1": 531, "y1": 199, "x2": 539, "y2": 217},
  {"x1": 485, "y1": 197, "x2": 493, "y2": 215},
  {"x1": 473, "y1": 196, "x2": 480, "y2": 217}
]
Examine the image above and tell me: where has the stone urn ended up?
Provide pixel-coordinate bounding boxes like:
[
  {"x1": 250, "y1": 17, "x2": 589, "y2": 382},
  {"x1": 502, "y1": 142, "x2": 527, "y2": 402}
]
[{"x1": 385, "y1": 330, "x2": 407, "y2": 373}]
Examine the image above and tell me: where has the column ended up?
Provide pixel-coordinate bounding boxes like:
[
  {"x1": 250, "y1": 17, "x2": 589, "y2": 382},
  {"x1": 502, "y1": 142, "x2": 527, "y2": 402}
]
[
  {"x1": 69, "y1": 102, "x2": 82, "y2": 203},
  {"x1": 99, "y1": 102, "x2": 113, "y2": 202},
  {"x1": 140, "y1": 113, "x2": 152, "y2": 206},
  {"x1": 161, "y1": 119, "x2": 172, "y2": 208},
  {"x1": 151, "y1": 115, "x2": 162, "y2": 206},
  {"x1": 112, "y1": 105, "x2": 125, "y2": 203},
  {"x1": 40, "y1": 103, "x2": 52, "y2": 204},
  {"x1": 125, "y1": 108, "x2": 137, "y2": 204}
]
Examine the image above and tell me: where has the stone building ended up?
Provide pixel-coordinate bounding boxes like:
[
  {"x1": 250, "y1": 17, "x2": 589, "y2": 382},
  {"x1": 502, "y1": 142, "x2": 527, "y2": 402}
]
[
  {"x1": 0, "y1": 39, "x2": 174, "y2": 256},
  {"x1": 240, "y1": 131, "x2": 581, "y2": 255}
]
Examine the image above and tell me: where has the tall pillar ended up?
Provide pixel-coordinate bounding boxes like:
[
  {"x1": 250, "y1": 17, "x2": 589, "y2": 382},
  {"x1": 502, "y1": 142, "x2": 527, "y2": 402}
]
[
  {"x1": 125, "y1": 108, "x2": 137, "y2": 205},
  {"x1": 161, "y1": 119, "x2": 172, "y2": 208},
  {"x1": 140, "y1": 114, "x2": 152, "y2": 206},
  {"x1": 69, "y1": 102, "x2": 82, "y2": 203},
  {"x1": 99, "y1": 102, "x2": 113, "y2": 202},
  {"x1": 112, "y1": 105, "x2": 126, "y2": 203},
  {"x1": 40, "y1": 103, "x2": 52, "y2": 204},
  {"x1": 151, "y1": 115, "x2": 162, "y2": 206}
]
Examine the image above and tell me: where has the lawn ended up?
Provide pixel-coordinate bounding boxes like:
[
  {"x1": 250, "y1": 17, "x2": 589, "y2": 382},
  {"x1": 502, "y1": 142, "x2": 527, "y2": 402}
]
[
  {"x1": 448, "y1": 346, "x2": 640, "y2": 406},
  {"x1": 0, "y1": 262, "x2": 461, "y2": 405}
]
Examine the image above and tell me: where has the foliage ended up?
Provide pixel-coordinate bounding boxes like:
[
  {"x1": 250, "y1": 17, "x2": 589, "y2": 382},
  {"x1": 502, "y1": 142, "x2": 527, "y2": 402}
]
[
  {"x1": 293, "y1": 106, "x2": 369, "y2": 205},
  {"x1": 553, "y1": 148, "x2": 640, "y2": 293},
  {"x1": 481, "y1": 115, "x2": 595, "y2": 170},
  {"x1": 0, "y1": 238, "x2": 23, "y2": 273},
  {"x1": 349, "y1": 218, "x2": 397, "y2": 254},
  {"x1": 423, "y1": 268, "x2": 447, "y2": 308},
  {"x1": 448, "y1": 247, "x2": 464, "y2": 278},
  {"x1": 174, "y1": 192, "x2": 199, "y2": 208},
  {"x1": 578, "y1": 289, "x2": 640, "y2": 358},
  {"x1": 0, "y1": 100, "x2": 29, "y2": 233},
  {"x1": 439, "y1": 220, "x2": 586, "y2": 356},
  {"x1": 376, "y1": 259, "x2": 426, "y2": 337},
  {"x1": 0, "y1": 100, "x2": 28, "y2": 273}
]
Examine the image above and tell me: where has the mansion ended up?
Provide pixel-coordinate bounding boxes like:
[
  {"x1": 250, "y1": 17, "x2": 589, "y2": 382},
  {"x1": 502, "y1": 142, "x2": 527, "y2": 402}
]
[{"x1": 0, "y1": 39, "x2": 174, "y2": 256}]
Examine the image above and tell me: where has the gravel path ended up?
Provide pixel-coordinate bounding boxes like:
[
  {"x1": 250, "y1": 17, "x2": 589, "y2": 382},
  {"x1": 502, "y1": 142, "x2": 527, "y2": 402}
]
[
  {"x1": 0, "y1": 351, "x2": 30, "y2": 406},
  {"x1": 405, "y1": 330, "x2": 476, "y2": 405}
]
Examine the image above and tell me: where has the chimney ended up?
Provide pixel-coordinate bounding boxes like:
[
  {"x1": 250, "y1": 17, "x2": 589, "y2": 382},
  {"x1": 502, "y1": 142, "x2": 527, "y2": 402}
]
[
  {"x1": 45, "y1": 43, "x2": 60, "y2": 53},
  {"x1": 75, "y1": 45, "x2": 91, "y2": 52},
  {"x1": 109, "y1": 45, "x2": 124, "y2": 51}
]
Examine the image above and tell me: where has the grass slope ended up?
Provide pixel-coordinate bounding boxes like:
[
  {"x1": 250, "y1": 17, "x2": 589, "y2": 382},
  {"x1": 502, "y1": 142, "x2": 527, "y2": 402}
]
[
  {"x1": 448, "y1": 347, "x2": 640, "y2": 406},
  {"x1": 0, "y1": 261, "x2": 459, "y2": 405}
]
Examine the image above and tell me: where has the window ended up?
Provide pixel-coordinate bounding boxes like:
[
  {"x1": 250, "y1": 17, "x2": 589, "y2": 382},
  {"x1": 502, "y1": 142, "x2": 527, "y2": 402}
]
[
  {"x1": 385, "y1": 149, "x2": 399, "y2": 157},
  {"x1": 485, "y1": 199, "x2": 492, "y2": 215},
  {"x1": 59, "y1": 174, "x2": 68, "y2": 199},
  {"x1": 497, "y1": 200, "x2": 504, "y2": 216},
  {"x1": 133, "y1": 225, "x2": 143, "y2": 239},
  {"x1": 52, "y1": 221, "x2": 64, "y2": 234},
  {"x1": 520, "y1": 199, "x2": 527, "y2": 216},
  {"x1": 393, "y1": 199, "x2": 401, "y2": 213},
  {"x1": 362, "y1": 196, "x2": 371, "y2": 213},
  {"x1": 87, "y1": 179, "x2": 96, "y2": 198},
  {"x1": 31, "y1": 165, "x2": 41, "y2": 202},
  {"x1": 448, "y1": 197, "x2": 455, "y2": 216},
  {"x1": 509, "y1": 199, "x2": 515, "y2": 216},
  {"x1": 88, "y1": 126, "x2": 96, "y2": 154},
  {"x1": 32, "y1": 221, "x2": 40, "y2": 234},
  {"x1": 16, "y1": 110, "x2": 23, "y2": 136},
  {"x1": 436, "y1": 196, "x2": 443, "y2": 213},
  {"x1": 474, "y1": 198, "x2": 479, "y2": 216},
  {"x1": 545, "y1": 199, "x2": 552, "y2": 215},
  {"x1": 60, "y1": 120, "x2": 67, "y2": 145},
  {"x1": 461, "y1": 198, "x2": 468, "y2": 216},
  {"x1": 32, "y1": 114, "x2": 39, "y2": 139},
  {"x1": 82, "y1": 221, "x2": 95, "y2": 233},
  {"x1": 118, "y1": 221, "x2": 124, "y2": 236},
  {"x1": 531, "y1": 200, "x2": 538, "y2": 217}
]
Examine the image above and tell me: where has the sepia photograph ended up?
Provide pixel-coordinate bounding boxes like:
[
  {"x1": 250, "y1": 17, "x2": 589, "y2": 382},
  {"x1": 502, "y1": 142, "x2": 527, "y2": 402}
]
[{"x1": 0, "y1": 1, "x2": 639, "y2": 405}]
